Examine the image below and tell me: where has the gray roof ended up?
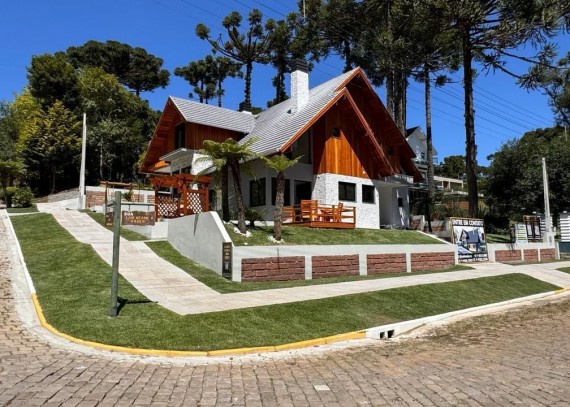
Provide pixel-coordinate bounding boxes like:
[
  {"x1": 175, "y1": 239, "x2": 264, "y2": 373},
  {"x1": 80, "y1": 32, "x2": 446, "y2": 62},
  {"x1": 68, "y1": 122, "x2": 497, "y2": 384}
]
[
  {"x1": 242, "y1": 68, "x2": 358, "y2": 154},
  {"x1": 170, "y1": 96, "x2": 255, "y2": 134},
  {"x1": 169, "y1": 68, "x2": 358, "y2": 155}
]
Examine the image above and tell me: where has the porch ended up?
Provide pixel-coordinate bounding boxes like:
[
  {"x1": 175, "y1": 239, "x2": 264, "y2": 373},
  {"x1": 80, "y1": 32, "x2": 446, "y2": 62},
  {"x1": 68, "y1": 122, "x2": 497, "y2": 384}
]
[
  {"x1": 282, "y1": 200, "x2": 356, "y2": 229},
  {"x1": 149, "y1": 174, "x2": 211, "y2": 220}
]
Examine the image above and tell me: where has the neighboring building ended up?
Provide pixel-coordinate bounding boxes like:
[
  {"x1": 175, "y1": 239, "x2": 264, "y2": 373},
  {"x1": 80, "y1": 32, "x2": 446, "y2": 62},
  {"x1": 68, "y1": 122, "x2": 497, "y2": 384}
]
[
  {"x1": 140, "y1": 61, "x2": 422, "y2": 229},
  {"x1": 406, "y1": 126, "x2": 463, "y2": 203}
]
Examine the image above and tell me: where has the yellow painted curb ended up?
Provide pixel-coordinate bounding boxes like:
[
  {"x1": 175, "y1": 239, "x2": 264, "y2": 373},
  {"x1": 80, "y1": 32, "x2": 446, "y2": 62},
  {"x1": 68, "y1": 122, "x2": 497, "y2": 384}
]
[
  {"x1": 554, "y1": 287, "x2": 570, "y2": 294},
  {"x1": 31, "y1": 294, "x2": 366, "y2": 357}
]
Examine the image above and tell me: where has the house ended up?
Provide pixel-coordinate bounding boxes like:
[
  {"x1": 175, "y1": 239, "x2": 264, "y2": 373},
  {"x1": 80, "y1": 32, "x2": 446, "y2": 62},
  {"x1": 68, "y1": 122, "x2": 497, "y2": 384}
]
[
  {"x1": 406, "y1": 126, "x2": 464, "y2": 204},
  {"x1": 140, "y1": 60, "x2": 422, "y2": 229}
]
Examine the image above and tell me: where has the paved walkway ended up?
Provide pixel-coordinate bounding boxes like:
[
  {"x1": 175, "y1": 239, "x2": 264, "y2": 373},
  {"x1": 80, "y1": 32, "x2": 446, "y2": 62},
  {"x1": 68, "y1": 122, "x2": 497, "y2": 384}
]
[{"x1": 19, "y1": 203, "x2": 570, "y2": 315}]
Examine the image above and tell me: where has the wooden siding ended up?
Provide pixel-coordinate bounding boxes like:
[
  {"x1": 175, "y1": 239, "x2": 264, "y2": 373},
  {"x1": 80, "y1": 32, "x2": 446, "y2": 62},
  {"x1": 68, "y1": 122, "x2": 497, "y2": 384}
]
[
  {"x1": 312, "y1": 103, "x2": 389, "y2": 179},
  {"x1": 142, "y1": 99, "x2": 243, "y2": 172}
]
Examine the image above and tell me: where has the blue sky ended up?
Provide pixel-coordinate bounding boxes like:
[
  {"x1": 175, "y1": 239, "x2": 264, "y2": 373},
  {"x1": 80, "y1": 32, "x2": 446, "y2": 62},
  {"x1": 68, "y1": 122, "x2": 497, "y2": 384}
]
[{"x1": 1, "y1": 0, "x2": 568, "y2": 166}]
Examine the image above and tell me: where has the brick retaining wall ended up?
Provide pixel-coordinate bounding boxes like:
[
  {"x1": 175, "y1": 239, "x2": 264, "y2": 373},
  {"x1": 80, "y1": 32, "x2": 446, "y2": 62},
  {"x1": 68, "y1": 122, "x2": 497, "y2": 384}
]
[
  {"x1": 367, "y1": 254, "x2": 407, "y2": 274},
  {"x1": 495, "y1": 249, "x2": 522, "y2": 262},
  {"x1": 523, "y1": 249, "x2": 539, "y2": 262},
  {"x1": 85, "y1": 189, "x2": 154, "y2": 209},
  {"x1": 411, "y1": 252, "x2": 455, "y2": 272},
  {"x1": 540, "y1": 248, "x2": 555, "y2": 261},
  {"x1": 312, "y1": 255, "x2": 359, "y2": 279},
  {"x1": 241, "y1": 256, "x2": 305, "y2": 282},
  {"x1": 240, "y1": 251, "x2": 460, "y2": 281}
]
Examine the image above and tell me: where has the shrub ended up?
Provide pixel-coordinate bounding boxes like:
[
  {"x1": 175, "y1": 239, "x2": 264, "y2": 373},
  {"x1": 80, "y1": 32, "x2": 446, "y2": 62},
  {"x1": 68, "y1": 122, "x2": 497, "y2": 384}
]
[
  {"x1": 12, "y1": 187, "x2": 33, "y2": 208},
  {"x1": 244, "y1": 207, "x2": 266, "y2": 228}
]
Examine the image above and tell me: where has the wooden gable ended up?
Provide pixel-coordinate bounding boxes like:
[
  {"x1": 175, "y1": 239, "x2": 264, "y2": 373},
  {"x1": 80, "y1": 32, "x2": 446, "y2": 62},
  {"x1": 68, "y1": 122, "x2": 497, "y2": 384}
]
[{"x1": 140, "y1": 98, "x2": 243, "y2": 173}]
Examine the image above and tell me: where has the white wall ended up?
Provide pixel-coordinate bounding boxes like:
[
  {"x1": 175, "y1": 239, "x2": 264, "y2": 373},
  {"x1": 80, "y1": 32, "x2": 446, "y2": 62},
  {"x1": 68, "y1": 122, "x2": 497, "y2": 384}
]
[
  {"x1": 313, "y1": 173, "x2": 380, "y2": 229},
  {"x1": 379, "y1": 185, "x2": 410, "y2": 228},
  {"x1": 167, "y1": 211, "x2": 232, "y2": 275}
]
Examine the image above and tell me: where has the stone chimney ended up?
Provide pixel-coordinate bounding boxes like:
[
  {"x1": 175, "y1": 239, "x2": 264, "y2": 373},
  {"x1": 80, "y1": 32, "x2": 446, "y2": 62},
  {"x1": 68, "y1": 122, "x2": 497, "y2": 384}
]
[{"x1": 290, "y1": 59, "x2": 309, "y2": 114}]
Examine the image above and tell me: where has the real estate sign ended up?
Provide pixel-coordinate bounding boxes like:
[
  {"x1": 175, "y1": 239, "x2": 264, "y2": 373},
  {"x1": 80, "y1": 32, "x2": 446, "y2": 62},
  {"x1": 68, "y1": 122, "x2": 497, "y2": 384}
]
[{"x1": 450, "y1": 217, "x2": 488, "y2": 262}]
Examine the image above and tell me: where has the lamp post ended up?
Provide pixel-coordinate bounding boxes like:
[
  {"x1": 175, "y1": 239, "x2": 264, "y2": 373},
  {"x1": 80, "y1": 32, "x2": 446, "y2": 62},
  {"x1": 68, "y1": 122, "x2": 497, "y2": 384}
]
[
  {"x1": 542, "y1": 157, "x2": 553, "y2": 243},
  {"x1": 78, "y1": 113, "x2": 87, "y2": 209}
]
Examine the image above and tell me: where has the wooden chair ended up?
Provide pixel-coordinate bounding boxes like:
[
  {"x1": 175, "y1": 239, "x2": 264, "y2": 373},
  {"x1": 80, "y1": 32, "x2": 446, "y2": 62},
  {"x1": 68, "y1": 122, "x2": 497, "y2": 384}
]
[
  {"x1": 300, "y1": 199, "x2": 318, "y2": 222},
  {"x1": 333, "y1": 202, "x2": 344, "y2": 222}
]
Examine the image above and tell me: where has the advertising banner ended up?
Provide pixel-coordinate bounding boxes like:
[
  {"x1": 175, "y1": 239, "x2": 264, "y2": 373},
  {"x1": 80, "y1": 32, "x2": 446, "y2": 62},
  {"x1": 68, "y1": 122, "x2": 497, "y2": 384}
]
[{"x1": 450, "y1": 217, "x2": 488, "y2": 262}]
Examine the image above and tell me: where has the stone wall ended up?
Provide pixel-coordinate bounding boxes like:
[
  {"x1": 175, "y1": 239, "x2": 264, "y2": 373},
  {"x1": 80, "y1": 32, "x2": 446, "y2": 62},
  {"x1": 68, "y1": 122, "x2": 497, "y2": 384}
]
[
  {"x1": 523, "y1": 249, "x2": 539, "y2": 263},
  {"x1": 233, "y1": 244, "x2": 457, "y2": 282},
  {"x1": 312, "y1": 255, "x2": 359, "y2": 279},
  {"x1": 367, "y1": 254, "x2": 407, "y2": 274},
  {"x1": 85, "y1": 186, "x2": 155, "y2": 210},
  {"x1": 495, "y1": 249, "x2": 522, "y2": 262},
  {"x1": 540, "y1": 248, "x2": 556, "y2": 261},
  {"x1": 411, "y1": 252, "x2": 455, "y2": 272},
  {"x1": 242, "y1": 257, "x2": 305, "y2": 282}
]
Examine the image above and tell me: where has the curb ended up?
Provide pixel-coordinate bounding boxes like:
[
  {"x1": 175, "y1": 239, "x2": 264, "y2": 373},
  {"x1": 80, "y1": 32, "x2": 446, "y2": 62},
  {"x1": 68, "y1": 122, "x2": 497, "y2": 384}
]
[{"x1": 4, "y1": 211, "x2": 570, "y2": 358}]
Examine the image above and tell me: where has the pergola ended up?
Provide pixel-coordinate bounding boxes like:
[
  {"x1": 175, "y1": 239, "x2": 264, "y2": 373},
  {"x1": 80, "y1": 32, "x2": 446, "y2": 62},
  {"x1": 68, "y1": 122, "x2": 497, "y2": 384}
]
[{"x1": 149, "y1": 174, "x2": 211, "y2": 220}]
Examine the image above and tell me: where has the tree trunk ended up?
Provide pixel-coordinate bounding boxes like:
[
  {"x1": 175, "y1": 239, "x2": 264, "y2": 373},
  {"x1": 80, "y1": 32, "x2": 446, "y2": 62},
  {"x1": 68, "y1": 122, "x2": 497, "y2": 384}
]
[
  {"x1": 462, "y1": 30, "x2": 479, "y2": 218},
  {"x1": 244, "y1": 62, "x2": 253, "y2": 106},
  {"x1": 274, "y1": 171, "x2": 285, "y2": 241},
  {"x1": 275, "y1": 67, "x2": 286, "y2": 104},
  {"x1": 221, "y1": 164, "x2": 230, "y2": 222},
  {"x1": 386, "y1": 71, "x2": 394, "y2": 119},
  {"x1": 217, "y1": 81, "x2": 223, "y2": 107},
  {"x1": 343, "y1": 39, "x2": 352, "y2": 73},
  {"x1": 50, "y1": 164, "x2": 56, "y2": 194},
  {"x1": 229, "y1": 159, "x2": 247, "y2": 233},
  {"x1": 424, "y1": 64, "x2": 434, "y2": 233},
  {"x1": 1, "y1": 181, "x2": 10, "y2": 208}
]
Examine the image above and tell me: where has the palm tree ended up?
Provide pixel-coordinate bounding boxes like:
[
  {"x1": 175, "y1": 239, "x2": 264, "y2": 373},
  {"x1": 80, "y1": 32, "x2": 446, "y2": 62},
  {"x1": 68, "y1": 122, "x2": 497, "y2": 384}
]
[
  {"x1": 263, "y1": 154, "x2": 300, "y2": 241},
  {"x1": 196, "y1": 141, "x2": 230, "y2": 221},
  {"x1": 200, "y1": 138, "x2": 257, "y2": 233}
]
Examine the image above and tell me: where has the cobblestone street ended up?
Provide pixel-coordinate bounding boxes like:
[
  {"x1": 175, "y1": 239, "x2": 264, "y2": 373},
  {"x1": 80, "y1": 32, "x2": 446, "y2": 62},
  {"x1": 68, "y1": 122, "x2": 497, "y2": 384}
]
[{"x1": 1, "y1": 216, "x2": 569, "y2": 406}]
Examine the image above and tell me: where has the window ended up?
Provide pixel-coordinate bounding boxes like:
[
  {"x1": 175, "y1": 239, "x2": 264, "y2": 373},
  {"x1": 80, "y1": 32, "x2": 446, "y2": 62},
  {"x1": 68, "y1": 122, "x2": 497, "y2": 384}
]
[
  {"x1": 175, "y1": 123, "x2": 186, "y2": 149},
  {"x1": 249, "y1": 178, "x2": 266, "y2": 207},
  {"x1": 362, "y1": 185, "x2": 375, "y2": 203},
  {"x1": 398, "y1": 197, "x2": 404, "y2": 207},
  {"x1": 331, "y1": 127, "x2": 341, "y2": 138},
  {"x1": 271, "y1": 178, "x2": 290, "y2": 206},
  {"x1": 338, "y1": 182, "x2": 356, "y2": 202}
]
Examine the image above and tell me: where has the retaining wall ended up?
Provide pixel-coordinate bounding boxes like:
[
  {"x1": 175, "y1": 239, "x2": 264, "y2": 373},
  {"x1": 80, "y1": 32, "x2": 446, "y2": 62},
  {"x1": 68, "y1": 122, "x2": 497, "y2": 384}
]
[
  {"x1": 487, "y1": 243, "x2": 558, "y2": 263},
  {"x1": 232, "y1": 243, "x2": 457, "y2": 282},
  {"x1": 85, "y1": 186, "x2": 155, "y2": 210}
]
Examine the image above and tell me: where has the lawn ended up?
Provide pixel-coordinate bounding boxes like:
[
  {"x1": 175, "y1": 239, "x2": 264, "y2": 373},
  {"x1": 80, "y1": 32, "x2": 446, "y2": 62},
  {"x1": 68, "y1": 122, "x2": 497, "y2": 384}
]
[
  {"x1": 226, "y1": 224, "x2": 443, "y2": 246},
  {"x1": 146, "y1": 240, "x2": 471, "y2": 293},
  {"x1": 84, "y1": 210, "x2": 148, "y2": 241},
  {"x1": 10, "y1": 213, "x2": 559, "y2": 351},
  {"x1": 486, "y1": 233, "x2": 511, "y2": 243},
  {"x1": 558, "y1": 267, "x2": 570, "y2": 274},
  {"x1": 7, "y1": 206, "x2": 38, "y2": 214}
]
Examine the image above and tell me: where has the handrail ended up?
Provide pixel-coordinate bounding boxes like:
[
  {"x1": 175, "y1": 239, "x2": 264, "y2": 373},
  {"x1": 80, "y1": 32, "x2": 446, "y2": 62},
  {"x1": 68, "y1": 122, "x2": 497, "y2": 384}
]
[{"x1": 282, "y1": 202, "x2": 356, "y2": 225}]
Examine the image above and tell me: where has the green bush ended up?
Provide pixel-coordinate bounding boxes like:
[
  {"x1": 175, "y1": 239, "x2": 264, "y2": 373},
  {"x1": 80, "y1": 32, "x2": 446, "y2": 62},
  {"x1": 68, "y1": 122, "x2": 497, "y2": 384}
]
[
  {"x1": 244, "y1": 207, "x2": 266, "y2": 228},
  {"x1": 12, "y1": 187, "x2": 34, "y2": 208}
]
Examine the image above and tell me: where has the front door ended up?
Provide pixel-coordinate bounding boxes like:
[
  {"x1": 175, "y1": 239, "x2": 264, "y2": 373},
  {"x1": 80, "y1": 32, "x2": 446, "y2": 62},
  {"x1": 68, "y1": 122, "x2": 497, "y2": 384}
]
[{"x1": 294, "y1": 181, "x2": 312, "y2": 204}]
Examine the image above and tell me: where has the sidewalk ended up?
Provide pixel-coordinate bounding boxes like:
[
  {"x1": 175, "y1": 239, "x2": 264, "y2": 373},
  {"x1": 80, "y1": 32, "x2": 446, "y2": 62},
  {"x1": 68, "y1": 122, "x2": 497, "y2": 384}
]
[{"x1": 16, "y1": 203, "x2": 570, "y2": 315}]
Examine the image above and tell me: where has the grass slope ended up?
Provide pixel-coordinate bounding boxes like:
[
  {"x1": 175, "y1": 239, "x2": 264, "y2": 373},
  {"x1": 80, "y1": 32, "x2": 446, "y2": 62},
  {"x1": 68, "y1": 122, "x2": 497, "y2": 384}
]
[
  {"x1": 146, "y1": 240, "x2": 471, "y2": 293},
  {"x1": 226, "y1": 224, "x2": 443, "y2": 246},
  {"x1": 11, "y1": 214, "x2": 559, "y2": 351}
]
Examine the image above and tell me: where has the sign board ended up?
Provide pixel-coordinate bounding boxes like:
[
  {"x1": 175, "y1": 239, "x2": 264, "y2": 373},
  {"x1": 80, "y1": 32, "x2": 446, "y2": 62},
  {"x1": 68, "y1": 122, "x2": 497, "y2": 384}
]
[
  {"x1": 514, "y1": 223, "x2": 528, "y2": 244},
  {"x1": 222, "y1": 242, "x2": 232, "y2": 278},
  {"x1": 450, "y1": 217, "x2": 488, "y2": 262},
  {"x1": 523, "y1": 215, "x2": 542, "y2": 242},
  {"x1": 121, "y1": 210, "x2": 155, "y2": 226},
  {"x1": 105, "y1": 211, "x2": 114, "y2": 226}
]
